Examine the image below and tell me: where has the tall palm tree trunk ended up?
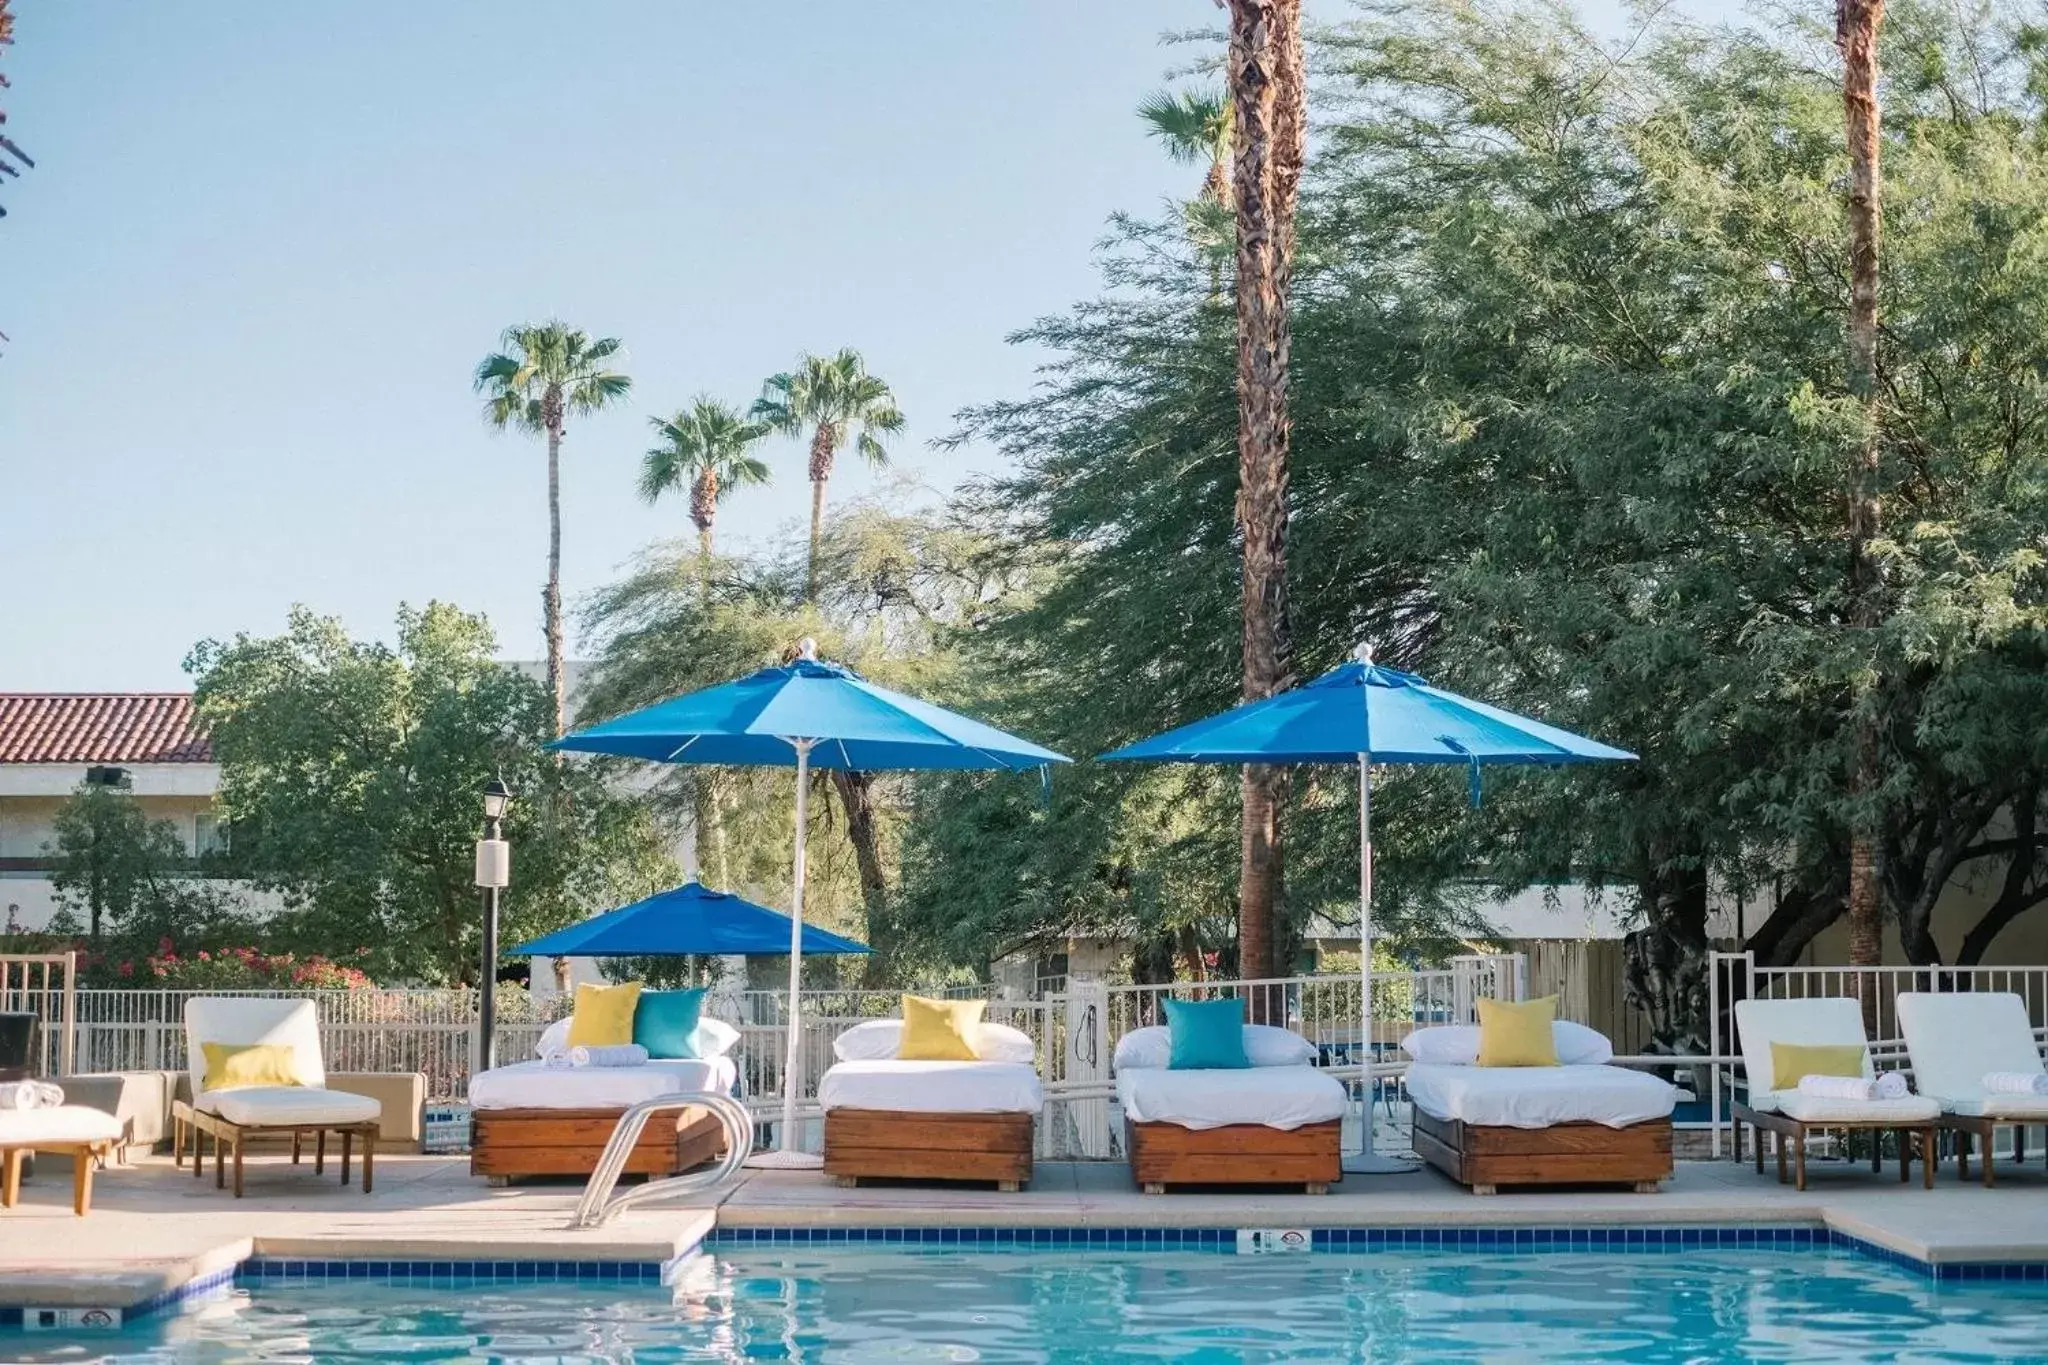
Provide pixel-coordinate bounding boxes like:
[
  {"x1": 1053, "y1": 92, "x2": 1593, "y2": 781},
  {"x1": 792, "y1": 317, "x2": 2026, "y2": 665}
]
[
  {"x1": 1838, "y1": 0, "x2": 1886, "y2": 1028},
  {"x1": 806, "y1": 422, "x2": 838, "y2": 604},
  {"x1": 691, "y1": 468, "x2": 719, "y2": 600},
  {"x1": 1230, "y1": 0, "x2": 1302, "y2": 990},
  {"x1": 542, "y1": 390, "x2": 568, "y2": 737}
]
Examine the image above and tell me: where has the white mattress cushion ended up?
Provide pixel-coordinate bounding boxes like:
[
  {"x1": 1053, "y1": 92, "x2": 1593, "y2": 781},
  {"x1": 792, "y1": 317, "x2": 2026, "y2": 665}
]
[
  {"x1": 1117, "y1": 1064, "x2": 1347, "y2": 1131},
  {"x1": 469, "y1": 1057, "x2": 737, "y2": 1111},
  {"x1": 1948, "y1": 1095, "x2": 2048, "y2": 1120},
  {"x1": 1896, "y1": 992, "x2": 2047, "y2": 1115},
  {"x1": 0, "y1": 1105, "x2": 125, "y2": 1145},
  {"x1": 818, "y1": 1060, "x2": 1043, "y2": 1115},
  {"x1": 1771, "y1": 1092, "x2": 1939, "y2": 1124},
  {"x1": 197, "y1": 1086, "x2": 381, "y2": 1127},
  {"x1": 1404, "y1": 1063, "x2": 1677, "y2": 1130},
  {"x1": 1734, "y1": 997, "x2": 1874, "y2": 1113}
]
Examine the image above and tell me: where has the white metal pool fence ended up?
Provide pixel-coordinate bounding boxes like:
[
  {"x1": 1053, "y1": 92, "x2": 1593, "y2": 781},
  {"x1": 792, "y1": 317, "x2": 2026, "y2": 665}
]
[{"x1": 8, "y1": 951, "x2": 2048, "y2": 1161}]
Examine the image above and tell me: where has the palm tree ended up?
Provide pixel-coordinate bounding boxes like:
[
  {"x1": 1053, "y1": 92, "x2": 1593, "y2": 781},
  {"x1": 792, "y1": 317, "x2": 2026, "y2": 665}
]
[
  {"x1": 474, "y1": 321, "x2": 632, "y2": 735},
  {"x1": 753, "y1": 349, "x2": 905, "y2": 602},
  {"x1": 1837, "y1": 0, "x2": 1887, "y2": 1018},
  {"x1": 640, "y1": 398, "x2": 772, "y2": 587},
  {"x1": 1137, "y1": 87, "x2": 1233, "y2": 208},
  {"x1": 1228, "y1": 0, "x2": 1304, "y2": 987}
]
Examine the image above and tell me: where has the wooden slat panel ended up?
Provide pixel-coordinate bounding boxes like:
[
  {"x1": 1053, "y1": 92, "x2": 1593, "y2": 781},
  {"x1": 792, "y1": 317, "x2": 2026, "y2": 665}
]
[
  {"x1": 1127, "y1": 1121, "x2": 1339, "y2": 1187},
  {"x1": 1411, "y1": 1122, "x2": 1469, "y2": 1186},
  {"x1": 825, "y1": 1146, "x2": 1031, "y2": 1182},
  {"x1": 1465, "y1": 1150, "x2": 1672, "y2": 1186},
  {"x1": 824, "y1": 1109, "x2": 1033, "y2": 1184},
  {"x1": 825, "y1": 1110, "x2": 1031, "y2": 1153},
  {"x1": 1463, "y1": 1121, "x2": 1671, "y2": 1159},
  {"x1": 471, "y1": 1144, "x2": 674, "y2": 1177},
  {"x1": 473, "y1": 1110, "x2": 690, "y2": 1148}
]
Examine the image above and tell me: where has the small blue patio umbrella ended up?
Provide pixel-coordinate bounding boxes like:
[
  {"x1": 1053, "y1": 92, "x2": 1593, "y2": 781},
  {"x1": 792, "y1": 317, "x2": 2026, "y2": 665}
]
[
  {"x1": 551, "y1": 639, "x2": 1069, "y2": 1166},
  {"x1": 510, "y1": 881, "x2": 871, "y2": 959},
  {"x1": 1101, "y1": 644, "x2": 1635, "y2": 1171}
]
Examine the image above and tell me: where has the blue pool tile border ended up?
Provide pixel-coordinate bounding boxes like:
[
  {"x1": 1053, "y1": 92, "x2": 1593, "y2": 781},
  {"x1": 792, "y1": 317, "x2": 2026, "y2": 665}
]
[
  {"x1": 237, "y1": 1257, "x2": 667, "y2": 1284},
  {"x1": 704, "y1": 1223, "x2": 2048, "y2": 1281}
]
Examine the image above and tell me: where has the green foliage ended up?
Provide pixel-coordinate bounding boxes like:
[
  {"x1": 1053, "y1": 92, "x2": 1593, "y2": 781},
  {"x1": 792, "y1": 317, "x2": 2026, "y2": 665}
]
[
  {"x1": 891, "y1": 0, "x2": 2048, "y2": 1007},
  {"x1": 474, "y1": 322, "x2": 632, "y2": 432},
  {"x1": 639, "y1": 398, "x2": 772, "y2": 534},
  {"x1": 46, "y1": 784, "x2": 196, "y2": 942},
  {"x1": 186, "y1": 602, "x2": 678, "y2": 985},
  {"x1": 753, "y1": 349, "x2": 906, "y2": 473}
]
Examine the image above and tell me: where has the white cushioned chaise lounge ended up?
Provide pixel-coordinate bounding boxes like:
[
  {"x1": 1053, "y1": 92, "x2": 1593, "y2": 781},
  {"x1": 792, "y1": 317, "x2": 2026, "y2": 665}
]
[
  {"x1": 1732, "y1": 997, "x2": 1940, "y2": 1190},
  {"x1": 172, "y1": 998, "x2": 382, "y2": 1196},
  {"x1": 1898, "y1": 991, "x2": 2048, "y2": 1187}
]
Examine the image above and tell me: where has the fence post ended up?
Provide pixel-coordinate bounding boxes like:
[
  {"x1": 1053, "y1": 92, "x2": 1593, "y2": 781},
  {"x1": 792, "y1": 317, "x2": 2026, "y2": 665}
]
[{"x1": 1063, "y1": 976, "x2": 1111, "y2": 1159}]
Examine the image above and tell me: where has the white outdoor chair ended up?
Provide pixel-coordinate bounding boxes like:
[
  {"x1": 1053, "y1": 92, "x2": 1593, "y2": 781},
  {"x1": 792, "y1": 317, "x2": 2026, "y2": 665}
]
[
  {"x1": 172, "y1": 998, "x2": 381, "y2": 1197},
  {"x1": 1732, "y1": 996, "x2": 1939, "y2": 1190},
  {"x1": 1898, "y1": 991, "x2": 2048, "y2": 1187}
]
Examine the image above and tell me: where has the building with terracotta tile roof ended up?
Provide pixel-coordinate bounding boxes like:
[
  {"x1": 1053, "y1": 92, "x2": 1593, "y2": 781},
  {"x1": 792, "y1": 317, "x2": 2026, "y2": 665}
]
[{"x1": 0, "y1": 693, "x2": 226, "y2": 932}]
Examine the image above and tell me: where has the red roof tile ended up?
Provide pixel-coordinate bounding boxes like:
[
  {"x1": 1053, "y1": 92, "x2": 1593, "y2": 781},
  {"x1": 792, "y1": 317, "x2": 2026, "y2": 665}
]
[{"x1": 0, "y1": 694, "x2": 212, "y2": 764}]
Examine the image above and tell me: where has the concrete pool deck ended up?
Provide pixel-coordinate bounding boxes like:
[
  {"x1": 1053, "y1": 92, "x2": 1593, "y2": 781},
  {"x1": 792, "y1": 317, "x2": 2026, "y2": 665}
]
[{"x1": 3, "y1": 1151, "x2": 2046, "y2": 1314}]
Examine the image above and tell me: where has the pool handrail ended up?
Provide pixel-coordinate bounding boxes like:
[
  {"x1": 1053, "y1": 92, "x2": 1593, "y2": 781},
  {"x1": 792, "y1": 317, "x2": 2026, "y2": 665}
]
[{"x1": 568, "y1": 1091, "x2": 754, "y2": 1229}]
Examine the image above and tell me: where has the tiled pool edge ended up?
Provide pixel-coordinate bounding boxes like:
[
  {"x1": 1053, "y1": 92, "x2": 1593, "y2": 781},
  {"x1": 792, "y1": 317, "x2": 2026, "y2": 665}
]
[
  {"x1": 9, "y1": 1216, "x2": 2044, "y2": 1330},
  {"x1": 701, "y1": 1222, "x2": 2048, "y2": 1282}
]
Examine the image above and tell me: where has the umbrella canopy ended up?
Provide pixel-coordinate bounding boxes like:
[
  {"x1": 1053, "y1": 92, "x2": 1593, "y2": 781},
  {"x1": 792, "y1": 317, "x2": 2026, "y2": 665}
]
[
  {"x1": 549, "y1": 641, "x2": 1068, "y2": 1167},
  {"x1": 550, "y1": 656, "x2": 1068, "y2": 771},
  {"x1": 1100, "y1": 658, "x2": 1635, "y2": 768},
  {"x1": 510, "y1": 882, "x2": 870, "y2": 959},
  {"x1": 1099, "y1": 647, "x2": 1634, "y2": 1173}
]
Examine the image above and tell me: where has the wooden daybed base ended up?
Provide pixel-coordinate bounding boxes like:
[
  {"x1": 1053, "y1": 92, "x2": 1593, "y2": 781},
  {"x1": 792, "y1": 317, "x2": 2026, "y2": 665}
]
[
  {"x1": 824, "y1": 1109, "x2": 1033, "y2": 1191},
  {"x1": 1413, "y1": 1109, "x2": 1672, "y2": 1195},
  {"x1": 471, "y1": 1105, "x2": 726, "y2": 1185},
  {"x1": 1732, "y1": 1102, "x2": 1935, "y2": 1192},
  {"x1": 1126, "y1": 1118, "x2": 1340, "y2": 1194}
]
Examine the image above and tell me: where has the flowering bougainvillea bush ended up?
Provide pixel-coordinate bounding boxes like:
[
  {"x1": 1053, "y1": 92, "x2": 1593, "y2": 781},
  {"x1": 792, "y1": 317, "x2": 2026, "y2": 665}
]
[{"x1": 123, "y1": 942, "x2": 375, "y2": 990}]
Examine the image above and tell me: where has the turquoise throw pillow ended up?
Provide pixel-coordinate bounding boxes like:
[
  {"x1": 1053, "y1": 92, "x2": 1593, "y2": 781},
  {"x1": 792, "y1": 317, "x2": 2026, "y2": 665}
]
[
  {"x1": 633, "y1": 988, "x2": 708, "y2": 1059},
  {"x1": 1164, "y1": 997, "x2": 1250, "y2": 1070}
]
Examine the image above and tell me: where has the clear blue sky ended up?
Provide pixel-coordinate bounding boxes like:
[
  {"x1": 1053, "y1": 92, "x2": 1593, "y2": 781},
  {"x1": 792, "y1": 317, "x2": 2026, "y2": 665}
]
[{"x1": 1, "y1": 1, "x2": 1659, "y2": 691}]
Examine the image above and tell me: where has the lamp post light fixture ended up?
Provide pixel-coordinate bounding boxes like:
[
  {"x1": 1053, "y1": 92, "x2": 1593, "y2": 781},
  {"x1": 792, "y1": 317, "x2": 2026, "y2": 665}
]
[{"x1": 474, "y1": 777, "x2": 514, "y2": 1075}]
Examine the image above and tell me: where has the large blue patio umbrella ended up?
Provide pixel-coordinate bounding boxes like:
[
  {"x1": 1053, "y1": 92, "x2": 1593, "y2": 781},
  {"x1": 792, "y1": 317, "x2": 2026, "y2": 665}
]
[
  {"x1": 1101, "y1": 645, "x2": 1635, "y2": 1171},
  {"x1": 551, "y1": 639, "x2": 1069, "y2": 1167},
  {"x1": 510, "y1": 881, "x2": 871, "y2": 959}
]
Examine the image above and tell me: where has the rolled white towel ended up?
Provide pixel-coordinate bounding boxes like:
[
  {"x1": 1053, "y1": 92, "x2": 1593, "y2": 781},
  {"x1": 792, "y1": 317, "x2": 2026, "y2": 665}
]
[
  {"x1": 1982, "y1": 1071, "x2": 2048, "y2": 1096},
  {"x1": 0, "y1": 1080, "x2": 42, "y2": 1110},
  {"x1": 1796, "y1": 1073, "x2": 1904, "y2": 1102},
  {"x1": 578, "y1": 1043, "x2": 649, "y2": 1068},
  {"x1": 539, "y1": 1046, "x2": 590, "y2": 1071}
]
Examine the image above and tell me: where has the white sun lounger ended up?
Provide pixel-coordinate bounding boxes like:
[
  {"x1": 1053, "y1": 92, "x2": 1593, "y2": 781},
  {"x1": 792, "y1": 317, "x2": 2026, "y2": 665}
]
[
  {"x1": 1733, "y1": 997, "x2": 1939, "y2": 1190},
  {"x1": 1898, "y1": 991, "x2": 2048, "y2": 1187},
  {"x1": 172, "y1": 998, "x2": 382, "y2": 1197}
]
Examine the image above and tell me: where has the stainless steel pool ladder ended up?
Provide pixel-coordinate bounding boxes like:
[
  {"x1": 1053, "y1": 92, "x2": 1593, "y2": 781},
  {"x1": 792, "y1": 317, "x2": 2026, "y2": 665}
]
[{"x1": 568, "y1": 1092, "x2": 754, "y2": 1230}]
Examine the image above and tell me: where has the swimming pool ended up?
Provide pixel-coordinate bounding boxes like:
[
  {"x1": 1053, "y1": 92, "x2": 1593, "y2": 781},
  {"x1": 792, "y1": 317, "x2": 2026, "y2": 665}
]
[{"x1": 15, "y1": 1243, "x2": 2048, "y2": 1362}]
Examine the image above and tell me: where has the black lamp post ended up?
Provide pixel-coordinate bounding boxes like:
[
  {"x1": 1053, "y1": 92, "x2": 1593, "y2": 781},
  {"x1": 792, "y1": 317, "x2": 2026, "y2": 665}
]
[{"x1": 474, "y1": 777, "x2": 513, "y2": 1075}]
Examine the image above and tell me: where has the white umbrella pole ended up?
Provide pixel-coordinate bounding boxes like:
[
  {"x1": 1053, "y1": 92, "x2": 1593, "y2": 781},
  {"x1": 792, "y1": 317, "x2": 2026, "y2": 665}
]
[
  {"x1": 748, "y1": 737, "x2": 823, "y2": 1170},
  {"x1": 1345, "y1": 752, "x2": 1417, "y2": 1174}
]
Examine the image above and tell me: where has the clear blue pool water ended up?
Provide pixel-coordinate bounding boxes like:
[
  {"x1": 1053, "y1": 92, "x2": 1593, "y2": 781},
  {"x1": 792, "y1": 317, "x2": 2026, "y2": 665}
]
[{"x1": 16, "y1": 1246, "x2": 2048, "y2": 1363}]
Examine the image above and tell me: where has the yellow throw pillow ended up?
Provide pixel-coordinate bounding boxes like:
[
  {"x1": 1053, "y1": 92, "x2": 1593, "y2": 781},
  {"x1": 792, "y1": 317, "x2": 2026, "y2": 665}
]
[
  {"x1": 567, "y1": 981, "x2": 643, "y2": 1048},
  {"x1": 1475, "y1": 996, "x2": 1560, "y2": 1067},
  {"x1": 897, "y1": 995, "x2": 985, "y2": 1061},
  {"x1": 1770, "y1": 1041, "x2": 1865, "y2": 1092},
  {"x1": 201, "y1": 1042, "x2": 301, "y2": 1092}
]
